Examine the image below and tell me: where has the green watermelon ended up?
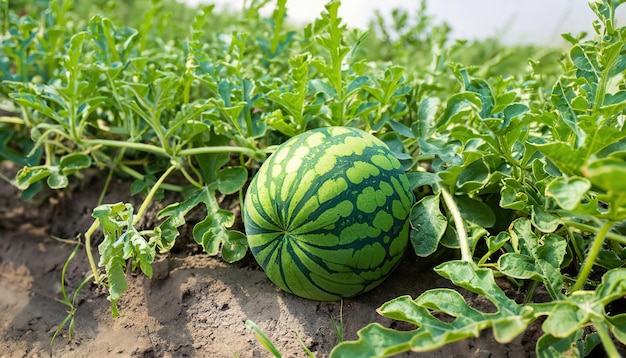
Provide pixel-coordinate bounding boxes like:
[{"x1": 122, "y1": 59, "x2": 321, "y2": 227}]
[{"x1": 243, "y1": 126, "x2": 413, "y2": 301}]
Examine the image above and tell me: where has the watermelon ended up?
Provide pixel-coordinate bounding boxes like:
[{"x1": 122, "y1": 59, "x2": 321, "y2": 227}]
[{"x1": 243, "y1": 127, "x2": 414, "y2": 301}]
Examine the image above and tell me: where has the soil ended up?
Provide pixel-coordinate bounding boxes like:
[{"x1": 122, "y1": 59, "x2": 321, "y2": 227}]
[{"x1": 0, "y1": 162, "x2": 542, "y2": 358}]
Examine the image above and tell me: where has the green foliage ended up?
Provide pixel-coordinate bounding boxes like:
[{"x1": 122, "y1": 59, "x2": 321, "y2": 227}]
[
  {"x1": 332, "y1": 0, "x2": 626, "y2": 355},
  {"x1": 245, "y1": 319, "x2": 318, "y2": 357},
  {"x1": 331, "y1": 263, "x2": 626, "y2": 357},
  {"x1": 245, "y1": 320, "x2": 283, "y2": 357},
  {"x1": 93, "y1": 202, "x2": 156, "y2": 317},
  {"x1": 2, "y1": 0, "x2": 625, "y2": 354},
  {"x1": 158, "y1": 183, "x2": 248, "y2": 262},
  {"x1": 16, "y1": 153, "x2": 91, "y2": 189},
  {"x1": 50, "y1": 243, "x2": 94, "y2": 346}
]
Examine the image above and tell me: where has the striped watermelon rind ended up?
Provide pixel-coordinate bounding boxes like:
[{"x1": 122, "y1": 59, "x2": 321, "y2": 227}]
[{"x1": 243, "y1": 127, "x2": 414, "y2": 301}]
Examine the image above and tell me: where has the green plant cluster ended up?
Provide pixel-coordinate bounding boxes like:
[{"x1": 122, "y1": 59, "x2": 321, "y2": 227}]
[{"x1": 1, "y1": 0, "x2": 626, "y2": 356}]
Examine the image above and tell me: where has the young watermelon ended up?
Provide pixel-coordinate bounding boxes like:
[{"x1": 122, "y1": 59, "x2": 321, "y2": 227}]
[{"x1": 243, "y1": 127, "x2": 414, "y2": 301}]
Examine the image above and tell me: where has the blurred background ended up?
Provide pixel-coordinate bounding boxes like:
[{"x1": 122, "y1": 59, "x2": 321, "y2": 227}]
[{"x1": 182, "y1": 0, "x2": 626, "y2": 46}]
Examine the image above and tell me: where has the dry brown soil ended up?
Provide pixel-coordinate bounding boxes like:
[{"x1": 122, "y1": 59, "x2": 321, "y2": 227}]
[{"x1": 0, "y1": 163, "x2": 540, "y2": 357}]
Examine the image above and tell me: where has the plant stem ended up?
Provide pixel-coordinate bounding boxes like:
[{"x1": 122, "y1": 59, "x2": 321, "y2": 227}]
[
  {"x1": 2, "y1": 0, "x2": 8, "y2": 34},
  {"x1": 592, "y1": 43, "x2": 619, "y2": 114},
  {"x1": 116, "y1": 163, "x2": 183, "y2": 192},
  {"x1": 84, "y1": 219, "x2": 101, "y2": 283},
  {"x1": 440, "y1": 187, "x2": 473, "y2": 264},
  {"x1": 565, "y1": 226, "x2": 584, "y2": 271},
  {"x1": 497, "y1": 135, "x2": 526, "y2": 183},
  {"x1": 178, "y1": 145, "x2": 260, "y2": 159},
  {"x1": 523, "y1": 280, "x2": 539, "y2": 305},
  {"x1": 98, "y1": 165, "x2": 115, "y2": 206},
  {"x1": 564, "y1": 220, "x2": 626, "y2": 245},
  {"x1": 83, "y1": 139, "x2": 168, "y2": 156},
  {"x1": 98, "y1": 149, "x2": 126, "y2": 206},
  {"x1": 0, "y1": 116, "x2": 24, "y2": 125},
  {"x1": 593, "y1": 320, "x2": 621, "y2": 358},
  {"x1": 0, "y1": 171, "x2": 11, "y2": 183},
  {"x1": 238, "y1": 154, "x2": 247, "y2": 220},
  {"x1": 133, "y1": 165, "x2": 176, "y2": 226},
  {"x1": 44, "y1": 142, "x2": 53, "y2": 167},
  {"x1": 84, "y1": 139, "x2": 262, "y2": 160},
  {"x1": 572, "y1": 220, "x2": 614, "y2": 291},
  {"x1": 178, "y1": 165, "x2": 203, "y2": 188}
]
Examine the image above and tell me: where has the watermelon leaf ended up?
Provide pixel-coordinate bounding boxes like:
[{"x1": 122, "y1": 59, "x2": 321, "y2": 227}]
[
  {"x1": 537, "y1": 268, "x2": 626, "y2": 356},
  {"x1": 216, "y1": 166, "x2": 248, "y2": 195},
  {"x1": 16, "y1": 152, "x2": 92, "y2": 190},
  {"x1": 331, "y1": 261, "x2": 535, "y2": 356},
  {"x1": 266, "y1": 54, "x2": 311, "y2": 134},
  {"x1": 498, "y1": 219, "x2": 566, "y2": 300},
  {"x1": 157, "y1": 186, "x2": 248, "y2": 260},
  {"x1": 192, "y1": 201, "x2": 247, "y2": 263},
  {"x1": 333, "y1": 262, "x2": 626, "y2": 357},
  {"x1": 454, "y1": 195, "x2": 496, "y2": 228},
  {"x1": 413, "y1": 97, "x2": 440, "y2": 138},
  {"x1": 93, "y1": 202, "x2": 156, "y2": 317},
  {"x1": 409, "y1": 194, "x2": 447, "y2": 257},
  {"x1": 545, "y1": 176, "x2": 591, "y2": 211}
]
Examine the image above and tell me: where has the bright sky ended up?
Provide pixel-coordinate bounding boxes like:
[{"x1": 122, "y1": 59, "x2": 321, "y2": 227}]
[{"x1": 182, "y1": 0, "x2": 626, "y2": 46}]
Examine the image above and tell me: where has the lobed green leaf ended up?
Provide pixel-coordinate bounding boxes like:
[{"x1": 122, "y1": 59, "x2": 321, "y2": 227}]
[{"x1": 409, "y1": 195, "x2": 447, "y2": 257}]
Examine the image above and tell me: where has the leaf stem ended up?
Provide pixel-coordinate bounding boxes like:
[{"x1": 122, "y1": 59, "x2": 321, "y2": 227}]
[
  {"x1": 564, "y1": 220, "x2": 626, "y2": 245},
  {"x1": 0, "y1": 116, "x2": 24, "y2": 125},
  {"x1": 497, "y1": 135, "x2": 524, "y2": 181},
  {"x1": 523, "y1": 280, "x2": 539, "y2": 305},
  {"x1": 178, "y1": 165, "x2": 203, "y2": 188},
  {"x1": 440, "y1": 187, "x2": 473, "y2": 264},
  {"x1": 98, "y1": 164, "x2": 115, "y2": 206},
  {"x1": 99, "y1": 149, "x2": 126, "y2": 206},
  {"x1": 593, "y1": 320, "x2": 621, "y2": 358},
  {"x1": 84, "y1": 219, "x2": 101, "y2": 283},
  {"x1": 572, "y1": 220, "x2": 613, "y2": 291},
  {"x1": 565, "y1": 225, "x2": 584, "y2": 271},
  {"x1": 83, "y1": 139, "x2": 168, "y2": 156},
  {"x1": 133, "y1": 164, "x2": 176, "y2": 226},
  {"x1": 592, "y1": 42, "x2": 619, "y2": 114},
  {"x1": 116, "y1": 163, "x2": 183, "y2": 192},
  {"x1": 178, "y1": 145, "x2": 261, "y2": 159},
  {"x1": 44, "y1": 142, "x2": 53, "y2": 167},
  {"x1": 0, "y1": 170, "x2": 11, "y2": 183},
  {"x1": 84, "y1": 138, "x2": 262, "y2": 160}
]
